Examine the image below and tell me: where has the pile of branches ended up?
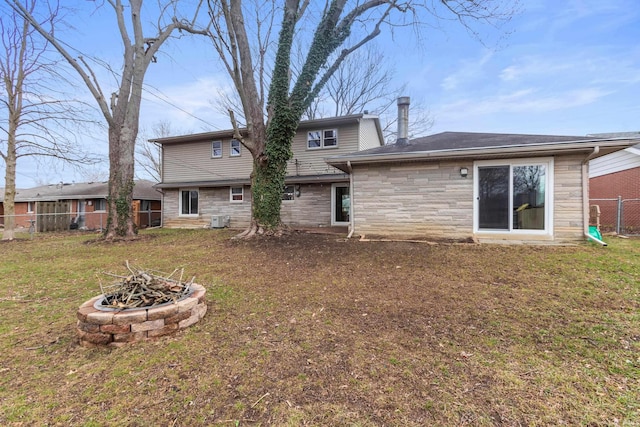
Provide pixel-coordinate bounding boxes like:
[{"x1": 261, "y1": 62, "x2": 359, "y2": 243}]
[{"x1": 99, "y1": 261, "x2": 194, "y2": 309}]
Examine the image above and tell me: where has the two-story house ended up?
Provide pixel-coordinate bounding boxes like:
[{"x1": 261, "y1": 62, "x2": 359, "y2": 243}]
[{"x1": 151, "y1": 114, "x2": 384, "y2": 229}]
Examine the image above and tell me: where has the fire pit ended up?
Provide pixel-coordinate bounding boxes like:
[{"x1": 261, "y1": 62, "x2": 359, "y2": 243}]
[{"x1": 77, "y1": 264, "x2": 207, "y2": 347}]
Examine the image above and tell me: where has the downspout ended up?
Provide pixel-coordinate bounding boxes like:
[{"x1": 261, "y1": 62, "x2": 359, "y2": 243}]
[
  {"x1": 582, "y1": 146, "x2": 607, "y2": 246},
  {"x1": 346, "y1": 161, "x2": 355, "y2": 238}
]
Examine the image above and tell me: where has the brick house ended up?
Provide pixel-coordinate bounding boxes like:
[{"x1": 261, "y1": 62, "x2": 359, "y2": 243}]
[
  {"x1": 1, "y1": 180, "x2": 161, "y2": 232},
  {"x1": 589, "y1": 132, "x2": 640, "y2": 233}
]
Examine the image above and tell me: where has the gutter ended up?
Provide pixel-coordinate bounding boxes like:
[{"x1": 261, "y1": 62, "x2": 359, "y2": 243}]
[
  {"x1": 346, "y1": 161, "x2": 355, "y2": 239},
  {"x1": 582, "y1": 147, "x2": 607, "y2": 246},
  {"x1": 326, "y1": 139, "x2": 638, "y2": 173}
]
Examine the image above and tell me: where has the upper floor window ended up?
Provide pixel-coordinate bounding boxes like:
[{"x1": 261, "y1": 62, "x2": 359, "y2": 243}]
[
  {"x1": 180, "y1": 189, "x2": 199, "y2": 215},
  {"x1": 307, "y1": 129, "x2": 338, "y2": 149},
  {"x1": 212, "y1": 141, "x2": 222, "y2": 158},
  {"x1": 230, "y1": 186, "x2": 243, "y2": 202},
  {"x1": 230, "y1": 139, "x2": 241, "y2": 156}
]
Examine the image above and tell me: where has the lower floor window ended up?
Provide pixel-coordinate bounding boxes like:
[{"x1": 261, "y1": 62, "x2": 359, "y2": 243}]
[
  {"x1": 282, "y1": 185, "x2": 295, "y2": 201},
  {"x1": 474, "y1": 158, "x2": 553, "y2": 233},
  {"x1": 94, "y1": 199, "x2": 106, "y2": 211},
  {"x1": 180, "y1": 189, "x2": 199, "y2": 215},
  {"x1": 230, "y1": 186, "x2": 243, "y2": 202}
]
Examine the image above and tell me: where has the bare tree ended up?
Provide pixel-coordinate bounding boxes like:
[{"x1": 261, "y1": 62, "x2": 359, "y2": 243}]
[
  {"x1": 304, "y1": 45, "x2": 434, "y2": 142},
  {"x1": 136, "y1": 120, "x2": 185, "y2": 183},
  {"x1": 207, "y1": 0, "x2": 516, "y2": 237},
  {"x1": 0, "y1": 0, "x2": 99, "y2": 240},
  {"x1": 8, "y1": 0, "x2": 208, "y2": 239}
]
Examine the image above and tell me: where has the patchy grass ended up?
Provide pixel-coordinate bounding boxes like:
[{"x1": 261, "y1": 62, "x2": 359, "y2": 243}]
[{"x1": 0, "y1": 229, "x2": 638, "y2": 426}]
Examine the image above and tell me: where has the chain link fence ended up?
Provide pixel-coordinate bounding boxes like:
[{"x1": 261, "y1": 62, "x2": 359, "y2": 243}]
[
  {"x1": 0, "y1": 210, "x2": 162, "y2": 234},
  {"x1": 590, "y1": 197, "x2": 640, "y2": 236}
]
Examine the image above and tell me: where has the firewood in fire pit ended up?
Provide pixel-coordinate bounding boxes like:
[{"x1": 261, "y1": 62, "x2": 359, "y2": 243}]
[{"x1": 99, "y1": 261, "x2": 194, "y2": 309}]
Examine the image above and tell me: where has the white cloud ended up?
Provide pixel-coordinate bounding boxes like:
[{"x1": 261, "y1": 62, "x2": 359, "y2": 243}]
[
  {"x1": 439, "y1": 86, "x2": 612, "y2": 118},
  {"x1": 440, "y1": 51, "x2": 494, "y2": 91}
]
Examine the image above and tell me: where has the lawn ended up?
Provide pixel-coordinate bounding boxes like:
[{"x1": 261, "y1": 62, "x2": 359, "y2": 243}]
[{"x1": 0, "y1": 229, "x2": 638, "y2": 426}]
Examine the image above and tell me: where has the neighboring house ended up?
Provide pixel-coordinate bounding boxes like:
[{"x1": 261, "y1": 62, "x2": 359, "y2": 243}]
[
  {"x1": 152, "y1": 114, "x2": 384, "y2": 229},
  {"x1": 0, "y1": 180, "x2": 161, "y2": 232},
  {"x1": 325, "y1": 130, "x2": 639, "y2": 244},
  {"x1": 588, "y1": 132, "x2": 640, "y2": 233}
]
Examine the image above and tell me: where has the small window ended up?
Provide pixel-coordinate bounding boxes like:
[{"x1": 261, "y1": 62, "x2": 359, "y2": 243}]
[
  {"x1": 212, "y1": 141, "x2": 222, "y2": 158},
  {"x1": 307, "y1": 131, "x2": 322, "y2": 149},
  {"x1": 282, "y1": 185, "x2": 295, "y2": 201},
  {"x1": 180, "y1": 189, "x2": 199, "y2": 215},
  {"x1": 307, "y1": 129, "x2": 337, "y2": 149},
  {"x1": 230, "y1": 139, "x2": 241, "y2": 157},
  {"x1": 230, "y1": 186, "x2": 243, "y2": 202},
  {"x1": 94, "y1": 199, "x2": 106, "y2": 211},
  {"x1": 27, "y1": 202, "x2": 34, "y2": 213},
  {"x1": 323, "y1": 129, "x2": 337, "y2": 147}
]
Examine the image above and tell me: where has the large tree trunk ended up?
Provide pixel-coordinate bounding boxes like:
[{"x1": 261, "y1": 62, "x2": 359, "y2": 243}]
[
  {"x1": 104, "y1": 123, "x2": 137, "y2": 239},
  {"x1": 2, "y1": 110, "x2": 19, "y2": 241},
  {"x1": 2, "y1": 146, "x2": 17, "y2": 241}
]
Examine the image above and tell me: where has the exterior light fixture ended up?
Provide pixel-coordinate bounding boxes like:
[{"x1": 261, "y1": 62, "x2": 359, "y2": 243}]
[
  {"x1": 295, "y1": 185, "x2": 301, "y2": 197},
  {"x1": 460, "y1": 167, "x2": 468, "y2": 178}
]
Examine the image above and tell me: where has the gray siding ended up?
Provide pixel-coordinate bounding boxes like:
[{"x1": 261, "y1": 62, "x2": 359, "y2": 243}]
[
  {"x1": 163, "y1": 184, "x2": 333, "y2": 229},
  {"x1": 162, "y1": 139, "x2": 253, "y2": 183},
  {"x1": 163, "y1": 187, "x2": 252, "y2": 229},
  {"x1": 280, "y1": 184, "x2": 332, "y2": 227},
  {"x1": 351, "y1": 154, "x2": 587, "y2": 243},
  {"x1": 286, "y1": 122, "x2": 361, "y2": 176}
]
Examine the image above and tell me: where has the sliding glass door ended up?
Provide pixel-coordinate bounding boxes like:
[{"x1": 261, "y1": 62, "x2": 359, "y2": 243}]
[{"x1": 475, "y1": 159, "x2": 551, "y2": 234}]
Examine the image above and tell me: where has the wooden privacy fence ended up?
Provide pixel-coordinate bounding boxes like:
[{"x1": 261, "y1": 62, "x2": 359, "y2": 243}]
[{"x1": 37, "y1": 201, "x2": 71, "y2": 232}]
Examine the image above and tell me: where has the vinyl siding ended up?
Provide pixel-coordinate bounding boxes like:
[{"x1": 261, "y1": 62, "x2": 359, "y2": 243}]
[
  {"x1": 589, "y1": 148, "x2": 640, "y2": 178},
  {"x1": 358, "y1": 118, "x2": 383, "y2": 150},
  {"x1": 162, "y1": 139, "x2": 253, "y2": 183},
  {"x1": 286, "y1": 122, "x2": 361, "y2": 176}
]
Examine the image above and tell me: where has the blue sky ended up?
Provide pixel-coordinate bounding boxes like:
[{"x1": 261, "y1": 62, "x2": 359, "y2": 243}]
[{"x1": 4, "y1": 0, "x2": 640, "y2": 187}]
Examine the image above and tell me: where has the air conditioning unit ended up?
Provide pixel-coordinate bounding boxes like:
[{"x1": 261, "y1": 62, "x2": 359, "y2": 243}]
[{"x1": 211, "y1": 215, "x2": 230, "y2": 229}]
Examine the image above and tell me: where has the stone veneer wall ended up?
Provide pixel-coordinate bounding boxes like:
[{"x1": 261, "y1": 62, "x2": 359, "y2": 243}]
[{"x1": 77, "y1": 283, "x2": 207, "y2": 348}]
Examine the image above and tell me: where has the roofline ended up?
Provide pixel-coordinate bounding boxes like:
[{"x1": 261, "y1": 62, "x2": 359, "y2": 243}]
[
  {"x1": 149, "y1": 114, "x2": 376, "y2": 145},
  {"x1": 325, "y1": 138, "x2": 639, "y2": 172},
  {"x1": 155, "y1": 174, "x2": 348, "y2": 189}
]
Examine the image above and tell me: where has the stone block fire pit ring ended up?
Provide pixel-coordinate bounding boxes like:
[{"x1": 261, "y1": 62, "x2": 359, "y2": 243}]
[{"x1": 77, "y1": 283, "x2": 207, "y2": 347}]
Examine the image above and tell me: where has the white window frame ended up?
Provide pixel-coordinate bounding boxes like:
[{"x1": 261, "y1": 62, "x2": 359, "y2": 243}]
[
  {"x1": 179, "y1": 188, "x2": 199, "y2": 216},
  {"x1": 27, "y1": 201, "x2": 34, "y2": 213},
  {"x1": 307, "y1": 129, "x2": 338, "y2": 149},
  {"x1": 473, "y1": 157, "x2": 554, "y2": 237},
  {"x1": 230, "y1": 186, "x2": 244, "y2": 203},
  {"x1": 230, "y1": 139, "x2": 241, "y2": 157},
  {"x1": 323, "y1": 129, "x2": 337, "y2": 147},
  {"x1": 212, "y1": 141, "x2": 222, "y2": 158},
  {"x1": 282, "y1": 185, "x2": 295, "y2": 202}
]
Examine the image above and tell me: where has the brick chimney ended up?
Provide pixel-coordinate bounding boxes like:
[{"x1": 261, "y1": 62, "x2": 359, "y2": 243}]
[{"x1": 396, "y1": 96, "x2": 410, "y2": 146}]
